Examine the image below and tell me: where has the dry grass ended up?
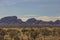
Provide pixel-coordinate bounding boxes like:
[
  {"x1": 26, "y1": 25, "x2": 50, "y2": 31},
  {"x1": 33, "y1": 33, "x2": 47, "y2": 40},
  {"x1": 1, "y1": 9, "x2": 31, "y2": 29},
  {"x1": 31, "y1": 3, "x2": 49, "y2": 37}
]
[{"x1": 0, "y1": 26, "x2": 60, "y2": 40}]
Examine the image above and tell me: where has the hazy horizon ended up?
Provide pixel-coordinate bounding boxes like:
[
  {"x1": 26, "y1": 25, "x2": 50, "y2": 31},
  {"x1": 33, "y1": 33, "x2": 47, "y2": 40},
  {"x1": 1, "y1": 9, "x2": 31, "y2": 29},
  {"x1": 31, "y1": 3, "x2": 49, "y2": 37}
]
[
  {"x1": 0, "y1": 16, "x2": 60, "y2": 22},
  {"x1": 0, "y1": 0, "x2": 60, "y2": 21}
]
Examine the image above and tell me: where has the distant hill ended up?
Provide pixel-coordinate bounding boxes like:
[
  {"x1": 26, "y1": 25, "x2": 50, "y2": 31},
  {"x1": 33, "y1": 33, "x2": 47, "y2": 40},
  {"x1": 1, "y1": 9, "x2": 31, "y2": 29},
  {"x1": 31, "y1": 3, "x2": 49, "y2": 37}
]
[
  {"x1": 0, "y1": 16, "x2": 23, "y2": 26},
  {"x1": 0, "y1": 16, "x2": 60, "y2": 27}
]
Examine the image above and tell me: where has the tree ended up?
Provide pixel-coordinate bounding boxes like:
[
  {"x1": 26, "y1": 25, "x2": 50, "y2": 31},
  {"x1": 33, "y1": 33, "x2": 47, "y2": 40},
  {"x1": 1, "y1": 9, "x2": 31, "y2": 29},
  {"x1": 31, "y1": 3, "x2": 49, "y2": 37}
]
[
  {"x1": 0, "y1": 29, "x2": 7, "y2": 40},
  {"x1": 52, "y1": 29, "x2": 58, "y2": 36},
  {"x1": 21, "y1": 28, "x2": 28, "y2": 34},
  {"x1": 21, "y1": 28, "x2": 40, "y2": 40},
  {"x1": 14, "y1": 36, "x2": 20, "y2": 40},
  {"x1": 21, "y1": 28, "x2": 30, "y2": 40},
  {"x1": 29, "y1": 29, "x2": 40, "y2": 40},
  {"x1": 56, "y1": 29, "x2": 60, "y2": 36},
  {"x1": 7, "y1": 29, "x2": 20, "y2": 40},
  {"x1": 41, "y1": 29, "x2": 51, "y2": 40}
]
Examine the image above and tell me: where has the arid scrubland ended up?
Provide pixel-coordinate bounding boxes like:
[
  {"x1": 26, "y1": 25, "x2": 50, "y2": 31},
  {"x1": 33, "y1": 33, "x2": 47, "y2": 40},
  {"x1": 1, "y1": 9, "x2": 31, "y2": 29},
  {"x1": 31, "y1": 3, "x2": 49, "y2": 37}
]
[{"x1": 0, "y1": 26, "x2": 60, "y2": 40}]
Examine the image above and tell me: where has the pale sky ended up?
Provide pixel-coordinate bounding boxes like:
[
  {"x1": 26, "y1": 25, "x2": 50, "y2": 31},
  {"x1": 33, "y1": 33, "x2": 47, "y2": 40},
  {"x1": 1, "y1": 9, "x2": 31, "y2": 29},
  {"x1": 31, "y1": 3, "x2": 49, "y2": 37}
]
[{"x1": 0, "y1": 0, "x2": 60, "y2": 21}]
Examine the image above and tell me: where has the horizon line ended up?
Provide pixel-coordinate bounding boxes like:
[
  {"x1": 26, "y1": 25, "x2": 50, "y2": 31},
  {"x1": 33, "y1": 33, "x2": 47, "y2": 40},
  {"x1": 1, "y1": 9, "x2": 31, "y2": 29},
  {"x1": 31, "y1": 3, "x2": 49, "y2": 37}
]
[{"x1": 0, "y1": 16, "x2": 60, "y2": 22}]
